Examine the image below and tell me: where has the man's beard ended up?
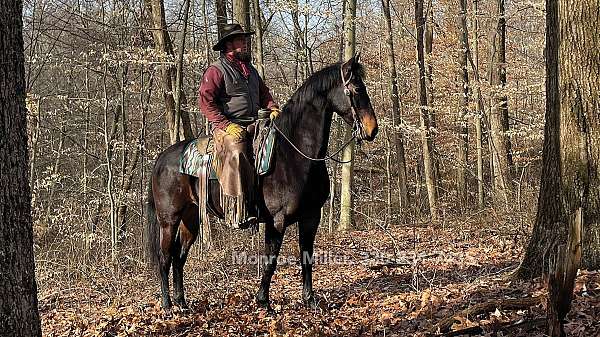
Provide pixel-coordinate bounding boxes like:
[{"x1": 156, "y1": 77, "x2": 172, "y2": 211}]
[{"x1": 234, "y1": 51, "x2": 251, "y2": 62}]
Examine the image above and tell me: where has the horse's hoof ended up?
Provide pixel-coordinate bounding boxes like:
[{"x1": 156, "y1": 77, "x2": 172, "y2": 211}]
[
  {"x1": 256, "y1": 295, "x2": 275, "y2": 314},
  {"x1": 304, "y1": 297, "x2": 320, "y2": 311},
  {"x1": 175, "y1": 299, "x2": 189, "y2": 310},
  {"x1": 258, "y1": 303, "x2": 275, "y2": 315}
]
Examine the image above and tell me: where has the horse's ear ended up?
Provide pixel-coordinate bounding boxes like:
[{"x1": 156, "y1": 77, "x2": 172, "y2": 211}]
[{"x1": 354, "y1": 52, "x2": 361, "y2": 64}]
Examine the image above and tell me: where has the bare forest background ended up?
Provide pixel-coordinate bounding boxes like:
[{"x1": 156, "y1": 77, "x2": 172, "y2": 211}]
[
  {"x1": 21, "y1": 0, "x2": 600, "y2": 335},
  {"x1": 27, "y1": 0, "x2": 545, "y2": 268}
]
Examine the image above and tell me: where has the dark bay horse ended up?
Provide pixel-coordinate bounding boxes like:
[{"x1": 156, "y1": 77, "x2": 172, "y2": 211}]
[{"x1": 146, "y1": 55, "x2": 378, "y2": 313}]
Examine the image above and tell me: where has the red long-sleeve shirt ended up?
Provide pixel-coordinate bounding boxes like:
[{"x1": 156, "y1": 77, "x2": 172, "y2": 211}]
[{"x1": 198, "y1": 54, "x2": 277, "y2": 130}]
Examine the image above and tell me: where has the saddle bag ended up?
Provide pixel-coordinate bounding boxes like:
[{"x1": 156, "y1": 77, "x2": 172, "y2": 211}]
[{"x1": 254, "y1": 119, "x2": 277, "y2": 176}]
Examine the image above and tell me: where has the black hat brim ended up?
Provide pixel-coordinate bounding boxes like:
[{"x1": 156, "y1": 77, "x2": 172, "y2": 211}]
[{"x1": 212, "y1": 31, "x2": 255, "y2": 51}]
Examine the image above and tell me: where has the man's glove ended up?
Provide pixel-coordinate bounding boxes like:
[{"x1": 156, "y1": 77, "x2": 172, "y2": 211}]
[
  {"x1": 269, "y1": 106, "x2": 281, "y2": 120},
  {"x1": 225, "y1": 123, "x2": 246, "y2": 140}
]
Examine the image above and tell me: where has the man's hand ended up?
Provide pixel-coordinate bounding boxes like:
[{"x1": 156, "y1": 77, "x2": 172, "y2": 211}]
[
  {"x1": 225, "y1": 123, "x2": 246, "y2": 140},
  {"x1": 269, "y1": 106, "x2": 281, "y2": 120}
]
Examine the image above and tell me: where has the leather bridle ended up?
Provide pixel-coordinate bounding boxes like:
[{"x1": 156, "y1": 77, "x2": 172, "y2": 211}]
[
  {"x1": 340, "y1": 66, "x2": 367, "y2": 143},
  {"x1": 270, "y1": 65, "x2": 368, "y2": 163}
]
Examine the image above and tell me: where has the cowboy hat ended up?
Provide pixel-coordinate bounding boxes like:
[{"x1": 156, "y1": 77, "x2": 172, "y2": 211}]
[{"x1": 213, "y1": 23, "x2": 255, "y2": 51}]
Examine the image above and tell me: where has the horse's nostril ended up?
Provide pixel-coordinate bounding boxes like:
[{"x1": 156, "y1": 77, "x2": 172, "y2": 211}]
[{"x1": 371, "y1": 125, "x2": 379, "y2": 139}]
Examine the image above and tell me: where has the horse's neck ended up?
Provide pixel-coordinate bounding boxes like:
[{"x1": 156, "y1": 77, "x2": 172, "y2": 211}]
[{"x1": 294, "y1": 99, "x2": 333, "y2": 159}]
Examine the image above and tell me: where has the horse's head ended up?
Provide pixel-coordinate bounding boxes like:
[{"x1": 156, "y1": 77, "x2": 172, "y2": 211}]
[{"x1": 330, "y1": 54, "x2": 378, "y2": 142}]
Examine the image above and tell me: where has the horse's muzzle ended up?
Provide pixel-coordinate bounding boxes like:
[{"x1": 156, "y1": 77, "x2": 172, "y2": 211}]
[{"x1": 359, "y1": 113, "x2": 378, "y2": 141}]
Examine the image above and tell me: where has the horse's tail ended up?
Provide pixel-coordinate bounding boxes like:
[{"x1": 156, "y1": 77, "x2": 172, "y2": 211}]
[{"x1": 145, "y1": 177, "x2": 160, "y2": 271}]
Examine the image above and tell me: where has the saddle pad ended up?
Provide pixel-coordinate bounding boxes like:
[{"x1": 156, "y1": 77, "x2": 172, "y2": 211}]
[{"x1": 179, "y1": 139, "x2": 217, "y2": 179}]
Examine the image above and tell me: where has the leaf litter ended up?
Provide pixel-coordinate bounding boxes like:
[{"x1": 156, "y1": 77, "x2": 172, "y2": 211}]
[{"x1": 39, "y1": 213, "x2": 600, "y2": 336}]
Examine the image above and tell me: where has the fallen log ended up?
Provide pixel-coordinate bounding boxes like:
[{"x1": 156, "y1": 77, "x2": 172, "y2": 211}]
[
  {"x1": 441, "y1": 317, "x2": 547, "y2": 336},
  {"x1": 429, "y1": 296, "x2": 543, "y2": 334}
]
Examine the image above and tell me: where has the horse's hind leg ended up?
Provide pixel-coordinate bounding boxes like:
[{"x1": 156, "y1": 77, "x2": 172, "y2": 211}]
[
  {"x1": 158, "y1": 220, "x2": 178, "y2": 313},
  {"x1": 298, "y1": 211, "x2": 320, "y2": 309},
  {"x1": 256, "y1": 217, "x2": 286, "y2": 311},
  {"x1": 172, "y1": 205, "x2": 199, "y2": 309}
]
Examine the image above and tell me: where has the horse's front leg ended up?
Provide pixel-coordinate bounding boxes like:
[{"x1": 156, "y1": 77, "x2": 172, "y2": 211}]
[
  {"x1": 298, "y1": 211, "x2": 319, "y2": 309},
  {"x1": 256, "y1": 217, "x2": 285, "y2": 312}
]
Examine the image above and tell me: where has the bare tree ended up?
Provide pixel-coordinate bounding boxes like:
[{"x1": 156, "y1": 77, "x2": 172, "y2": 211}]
[
  {"x1": 252, "y1": 0, "x2": 265, "y2": 77},
  {"x1": 415, "y1": 0, "x2": 438, "y2": 220},
  {"x1": 381, "y1": 0, "x2": 409, "y2": 213},
  {"x1": 487, "y1": 0, "x2": 514, "y2": 206},
  {"x1": 456, "y1": 0, "x2": 470, "y2": 208},
  {"x1": 215, "y1": 0, "x2": 228, "y2": 36},
  {"x1": 472, "y1": 0, "x2": 485, "y2": 209},
  {"x1": 0, "y1": 0, "x2": 42, "y2": 333},
  {"x1": 517, "y1": 0, "x2": 600, "y2": 278},
  {"x1": 338, "y1": 0, "x2": 357, "y2": 231},
  {"x1": 144, "y1": 0, "x2": 194, "y2": 143}
]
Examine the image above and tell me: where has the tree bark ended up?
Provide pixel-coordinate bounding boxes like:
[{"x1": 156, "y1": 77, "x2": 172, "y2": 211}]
[
  {"x1": 381, "y1": 0, "x2": 409, "y2": 212},
  {"x1": 547, "y1": 207, "x2": 581, "y2": 337},
  {"x1": 514, "y1": 0, "x2": 563, "y2": 279},
  {"x1": 557, "y1": 0, "x2": 600, "y2": 269},
  {"x1": 517, "y1": 0, "x2": 600, "y2": 278},
  {"x1": 338, "y1": 0, "x2": 357, "y2": 231},
  {"x1": 415, "y1": 0, "x2": 438, "y2": 220},
  {"x1": 0, "y1": 0, "x2": 42, "y2": 333}
]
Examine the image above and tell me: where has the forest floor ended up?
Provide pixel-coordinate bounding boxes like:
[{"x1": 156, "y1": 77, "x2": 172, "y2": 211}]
[{"x1": 38, "y1": 211, "x2": 600, "y2": 336}]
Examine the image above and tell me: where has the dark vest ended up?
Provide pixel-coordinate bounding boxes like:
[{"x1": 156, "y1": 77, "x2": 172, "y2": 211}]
[{"x1": 212, "y1": 57, "x2": 261, "y2": 126}]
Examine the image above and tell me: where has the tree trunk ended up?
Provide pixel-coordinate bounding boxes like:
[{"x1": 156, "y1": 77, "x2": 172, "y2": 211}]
[
  {"x1": 215, "y1": 0, "x2": 228, "y2": 36},
  {"x1": 488, "y1": 0, "x2": 514, "y2": 206},
  {"x1": 233, "y1": 0, "x2": 251, "y2": 54},
  {"x1": 292, "y1": 0, "x2": 303, "y2": 85},
  {"x1": 381, "y1": 0, "x2": 409, "y2": 212},
  {"x1": 472, "y1": 0, "x2": 485, "y2": 208},
  {"x1": 547, "y1": 206, "x2": 581, "y2": 337},
  {"x1": 28, "y1": 99, "x2": 40, "y2": 190},
  {"x1": 118, "y1": 65, "x2": 129, "y2": 240},
  {"x1": 116, "y1": 146, "x2": 141, "y2": 240},
  {"x1": 174, "y1": 0, "x2": 191, "y2": 143},
  {"x1": 516, "y1": 0, "x2": 600, "y2": 278},
  {"x1": 424, "y1": 0, "x2": 435, "y2": 126},
  {"x1": 251, "y1": 0, "x2": 265, "y2": 78},
  {"x1": 456, "y1": 0, "x2": 470, "y2": 208},
  {"x1": 102, "y1": 65, "x2": 118, "y2": 265},
  {"x1": 144, "y1": 0, "x2": 193, "y2": 144},
  {"x1": 424, "y1": 0, "x2": 440, "y2": 194},
  {"x1": 556, "y1": 0, "x2": 600, "y2": 269},
  {"x1": 338, "y1": 0, "x2": 357, "y2": 231},
  {"x1": 0, "y1": 0, "x2": 42, "y2": 333},
  {"x1": 415, "y1": 0, "x2": 438, "y2": 220}
]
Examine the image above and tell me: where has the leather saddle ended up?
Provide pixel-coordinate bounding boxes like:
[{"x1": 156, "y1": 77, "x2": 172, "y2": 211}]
[{"x1": 179, "y1": 119, "x2": 277, "y2": 225}]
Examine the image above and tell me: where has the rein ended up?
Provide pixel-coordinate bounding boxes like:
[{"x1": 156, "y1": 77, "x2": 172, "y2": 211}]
[
  {"x1": 271, "y1": 66, "x2": 365, "y2": 164},
  {"x1": 272, "y1": 121, "x2": 356, "y2": 164}
]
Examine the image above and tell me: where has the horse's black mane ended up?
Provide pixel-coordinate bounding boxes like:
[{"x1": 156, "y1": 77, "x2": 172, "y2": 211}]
[{"x1": 276, "y1": 61, "x2": 365, "y2": 135}]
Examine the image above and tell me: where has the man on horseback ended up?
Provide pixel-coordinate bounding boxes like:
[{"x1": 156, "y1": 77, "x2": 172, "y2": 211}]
[{"x1": 198, "y1": 23, "x2": 279, "y2": 229}]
